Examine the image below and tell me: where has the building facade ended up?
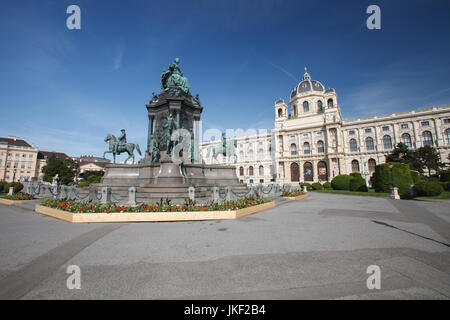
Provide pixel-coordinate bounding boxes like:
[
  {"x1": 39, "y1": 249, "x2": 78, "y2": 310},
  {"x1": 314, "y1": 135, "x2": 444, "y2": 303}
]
[
  {"x1": 0, "y1": 136, "x2": 39, "y2": 182},
  {"x1": 200, "y1": 70, "x2": 450, "y2": 184}
]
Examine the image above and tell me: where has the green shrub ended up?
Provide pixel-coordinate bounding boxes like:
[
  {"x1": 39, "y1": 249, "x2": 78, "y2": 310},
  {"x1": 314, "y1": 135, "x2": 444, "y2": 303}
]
[
  {"x1": 410, "y1": 170, "x2": 421, "y2": 184},
  {"x1": 311, "y1": 182, "x2": 323, "y2": 190},
  {"x1": 6, "y1": 182, "x2": 23, "y2": 194},
  {"x1": 0, "y1": 181, "x2": 7, "y2": 193},
  {"x1": 331, "y1": 174, "x2": 351, "y2": 190},
  {"x1": 440, "y1": 170, "x2": 450, "y2": 182},
  {"x1": 349, "y1": 177, "x2": 368, "y2": 192},
  {"x1": 350, "y1": 172, "x2": 362, "y2": 179},
  {"x1": 439, "y1": 181, "x2": 450, "y2": 191},
  {"x1": 414, "y1": 181, "x2": 444, "y2": 196},
  {"x1": 301, "y1": 183, "x2": 313, "y2": 191},
  {"x1": 372, "y1": 163, "x2": 413, "y2": 197},
  {"x1": 323, "y1": 182, "x2": 332, "y2": 189},
  {"x1": 77, "y1": 181, "x2": 90, "y2": 188}
]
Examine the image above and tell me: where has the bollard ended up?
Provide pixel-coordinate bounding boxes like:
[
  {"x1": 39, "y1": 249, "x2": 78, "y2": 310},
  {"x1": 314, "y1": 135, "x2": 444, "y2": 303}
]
[
  {"x1": 101, "y1": 186, "x2": 111, "y2": 204},
  {"x1": 8, "y1": 187, "x2": 14, "y2": 196},
  {"x1": 128, "y1": 186, "x2": 136, "y2": 206},
  {"x1": 225, "y1": 185, "x2": 232, "y2": 201},
  {"x1": 212, "y1": 186, "x2": 219, "y2": 202},
  {"x1": 391, "y1": 187, "x2": 400, "y2": 200},
  {"x1": 302, "y1": 185, "x2": 307, "y2": 193},
  {"x1": 188, "y1": 186, "x2": 195, "y2": 202}
]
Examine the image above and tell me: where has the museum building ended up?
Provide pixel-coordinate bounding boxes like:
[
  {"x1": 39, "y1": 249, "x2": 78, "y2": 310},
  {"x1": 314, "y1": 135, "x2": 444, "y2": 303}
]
[{"x1": 200, "y1": 70, "x2": 450, "y2": 184}]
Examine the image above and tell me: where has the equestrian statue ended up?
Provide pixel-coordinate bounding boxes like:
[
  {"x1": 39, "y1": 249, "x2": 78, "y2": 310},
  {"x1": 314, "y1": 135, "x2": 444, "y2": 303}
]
[{"x1": 103, "y1": 129, "x2": 142, "y2": 164}]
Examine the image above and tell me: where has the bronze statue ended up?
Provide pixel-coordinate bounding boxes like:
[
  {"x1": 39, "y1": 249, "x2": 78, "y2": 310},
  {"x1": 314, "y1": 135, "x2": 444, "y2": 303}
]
[{"x1": 103, "y1": 130, "x2": 142, "y2": 164}]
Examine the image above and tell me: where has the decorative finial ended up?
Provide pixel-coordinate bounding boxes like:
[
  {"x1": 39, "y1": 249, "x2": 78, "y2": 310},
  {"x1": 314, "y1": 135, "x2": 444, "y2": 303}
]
[{"x1": 304, "y1": 66, "x2": 307, "y2": 73}]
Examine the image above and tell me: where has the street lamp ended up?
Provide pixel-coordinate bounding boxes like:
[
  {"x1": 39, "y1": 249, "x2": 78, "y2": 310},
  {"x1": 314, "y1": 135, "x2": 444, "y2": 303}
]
[
  {"x1": 389, "y1": 163, "x2": 394, "y2": 188},
  {"x1": 389, "y1": 163, "x2": 399, "y2": 199}
]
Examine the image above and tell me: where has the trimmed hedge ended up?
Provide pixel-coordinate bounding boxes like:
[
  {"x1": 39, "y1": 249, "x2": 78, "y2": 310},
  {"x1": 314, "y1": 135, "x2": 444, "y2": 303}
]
[
  {"x1": 300, "y1": 183, "x2": 313, "y2": 191},
  {"x1": 440, "y1": 170, "x2": 450, "y2": 182},
  {"x1": 349, "y1": 177, "x2": 368, "y2": 192},
  {"x1": 410, "y1": 170, "x2": 421, "y2": 184},
  {"x1": 312, "y1": 182, "x2": 323, "y2": 190},
  {"x1": 331, "y1": 174, "x2": 351, "y2": 190},
  {"x1": 350, "y1": 172, "x2": 363, "y2": 179},
  {"x1": 372, "y1": 163, "x2": 413, "y2": 197},
  {"x1": 414, "y1": 181, "x2": 444, "y2": 196},
  {"x1": 323, "y1": 182, "x2": 332, "y2": 189},
  {"x1": 439, "y1": 181, "x2": 450, "y2": 191}
]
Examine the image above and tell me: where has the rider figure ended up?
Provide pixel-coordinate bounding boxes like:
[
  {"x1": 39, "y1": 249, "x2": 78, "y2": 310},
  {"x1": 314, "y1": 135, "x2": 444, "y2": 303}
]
[{"x1": 116, "y1": 129, "x2": 127, "y2": 153}]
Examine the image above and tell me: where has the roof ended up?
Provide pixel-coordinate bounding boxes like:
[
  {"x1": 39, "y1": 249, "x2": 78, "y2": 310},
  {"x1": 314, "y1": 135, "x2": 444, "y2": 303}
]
[
  {"x1": 0, "y1": 137, "x2": 33, "y2": 148},
  {"x1": 38, "y1": 151, "x2": 71, "y2": 160}
]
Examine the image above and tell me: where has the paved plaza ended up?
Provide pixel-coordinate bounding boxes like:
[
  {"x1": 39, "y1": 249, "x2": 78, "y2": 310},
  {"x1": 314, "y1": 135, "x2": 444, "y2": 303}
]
[{"x1": 0, "y1": 193, "x2": 449, "y2": 300}]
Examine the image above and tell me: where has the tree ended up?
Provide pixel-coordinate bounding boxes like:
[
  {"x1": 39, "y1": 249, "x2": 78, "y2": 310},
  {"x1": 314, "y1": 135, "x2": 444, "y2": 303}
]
[
  {"x1": 385, "y1": 143, "x2": 423, "y2": 173},
  {"x1": 42, "y1": 156, "x2": 78, "y2": 185},
  {"x1": 416, "y1": 145, "x2": 445, "y2": 176},
  {"x1": 385, "y1": 143, "x2": 411, "y2": 163}
]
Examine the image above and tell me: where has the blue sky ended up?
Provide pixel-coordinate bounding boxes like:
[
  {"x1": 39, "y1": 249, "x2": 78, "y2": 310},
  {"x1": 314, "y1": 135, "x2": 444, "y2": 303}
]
[{"x1": 1, "y1": 0, "x2": 450, "y2": 161}]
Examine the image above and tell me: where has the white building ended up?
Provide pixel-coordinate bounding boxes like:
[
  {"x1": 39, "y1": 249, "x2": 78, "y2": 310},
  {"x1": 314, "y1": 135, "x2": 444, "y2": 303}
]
[{"x1": 200, "y1": 70, "x2": 450, "y2": 184}]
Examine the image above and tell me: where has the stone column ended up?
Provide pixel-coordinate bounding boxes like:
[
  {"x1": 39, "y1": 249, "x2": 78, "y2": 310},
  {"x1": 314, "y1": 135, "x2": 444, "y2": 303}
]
[{"x1": 194, "y1": 117, "x2": 200, "y2": 164}]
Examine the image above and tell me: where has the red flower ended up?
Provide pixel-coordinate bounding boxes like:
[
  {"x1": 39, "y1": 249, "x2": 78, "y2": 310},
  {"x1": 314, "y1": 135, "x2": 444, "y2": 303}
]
[{"x1": 106, "y1": 209, "x2": 110, "y2": 214}]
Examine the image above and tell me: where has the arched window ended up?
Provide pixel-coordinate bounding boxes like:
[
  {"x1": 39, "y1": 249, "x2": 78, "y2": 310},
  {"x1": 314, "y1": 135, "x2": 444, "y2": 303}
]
[
  {"x1": 303, "y1": 142, "x2": 311, "y2": 154},
  {"x1": 303, "y1": 101, "x2": 309, "y2": 112},
  {"x1": 365, "y1": 137, "x2": 374, "y2": 151},
  {"x1": 351, "y1": 160, "x2": 360, "y2": 172},
  {"x1": 290, "y1": 143, "x2": 297, "y2": 156},
  {"x1": 239, "y1": 167, "x2": 244, "y2": 176},
  {"x1": 259, "y1": 165, "x2": 264, "y2": 176},
  {"x1": 383, "y1": 135, "x2": 393, "y2": 150},
  {"x1": 317, "y1": 140, "x2": 324, "y2": 153},
  {"x1": 327, "y1": 98, "x2": 333, "y2": 108},
  {"x1": 349, "y1": 138, "x2": 358, "y2": 152},
  {"x1": 368, "y1": 158, "x2": 376, "y2": 172},
  {"x1": 401, "y1": 133, "x2": 412, "y2": 148},
  {"x1": 292, "y1": 105, "x2": 297, "y2": 117},
  {"x1": 248, "y1": 149, "x2": 254, "y2": 159},
  {"x1": 317, "y1": 100, "x2": 323, "y2": 113},
  {"x1": 249, "y1": 166, "x2": 254, "y2": 176},
  {"x1": 278, "y1": 108, "x2": 283, "y2": 118},
  {"x1": 303, "y1": 162, "x2": 313, "y2": 181},
  {"x1": 445, "y1": 128, "x2": 450, "y2": 145},
  {"x1": 239, "y1": 151, "x2": 244, "y2": 161},
  {"x1": 422, "y1": 131, "x2": 433, "y2": 146}
]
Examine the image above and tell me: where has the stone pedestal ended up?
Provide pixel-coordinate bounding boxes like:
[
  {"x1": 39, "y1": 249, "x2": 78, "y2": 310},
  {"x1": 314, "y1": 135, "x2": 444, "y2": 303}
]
[
  {"x1": 155, "y1": 159, "x2": 186, "y2": 184},
  {"x1": 391, "y1": 187, "x2": 400, "y2": 200}
]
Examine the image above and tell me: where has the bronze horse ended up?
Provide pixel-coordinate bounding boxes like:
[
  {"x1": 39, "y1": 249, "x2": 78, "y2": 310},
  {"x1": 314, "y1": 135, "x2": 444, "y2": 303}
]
[{"x1": 103, "y1": 134, "x2": 141, "y2": 164}]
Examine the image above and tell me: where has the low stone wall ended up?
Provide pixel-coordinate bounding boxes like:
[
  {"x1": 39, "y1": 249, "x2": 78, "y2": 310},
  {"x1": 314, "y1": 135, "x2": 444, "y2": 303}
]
[{"x1": 34, "y1": 201, "x2": 276, "y2": 223}]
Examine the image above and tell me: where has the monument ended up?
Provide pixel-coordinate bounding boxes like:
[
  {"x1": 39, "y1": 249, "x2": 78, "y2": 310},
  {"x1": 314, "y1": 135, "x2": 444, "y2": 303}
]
[{"x1": 99, "y1": 58, "x2": 247, "y2": 202}]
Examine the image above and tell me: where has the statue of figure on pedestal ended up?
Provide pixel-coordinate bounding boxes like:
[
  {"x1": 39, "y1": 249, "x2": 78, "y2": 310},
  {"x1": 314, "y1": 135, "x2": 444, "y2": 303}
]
[
  {"x1": 161, "y1": 58, "x2": 190, "y2": 95},
  {"x1": 148, "y1": 134, "x2": 160, "y2": 163}
]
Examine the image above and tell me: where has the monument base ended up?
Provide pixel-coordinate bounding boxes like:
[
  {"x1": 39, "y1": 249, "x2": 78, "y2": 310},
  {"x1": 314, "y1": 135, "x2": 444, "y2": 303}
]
[{"x1": 94, "y1": 161, "x2": 247, "y2": 202}]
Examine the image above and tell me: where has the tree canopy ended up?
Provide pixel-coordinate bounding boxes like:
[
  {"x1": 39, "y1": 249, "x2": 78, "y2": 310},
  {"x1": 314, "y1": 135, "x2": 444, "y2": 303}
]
[
  {"x1": 42, "y1": 156, "x2": 78, "y2": 185},
  {"x1": 385, "y1": 143, "x2": 445, "y2": 175}
]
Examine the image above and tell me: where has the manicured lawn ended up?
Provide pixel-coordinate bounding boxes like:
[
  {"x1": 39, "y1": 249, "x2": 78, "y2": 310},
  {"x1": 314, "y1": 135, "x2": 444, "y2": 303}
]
[
  {"x1": 416, "y1": 191, "x2": 450, "y2": 200},
  {"x1": 310, "y1": 189, "x2": 390, "y2": 198}
]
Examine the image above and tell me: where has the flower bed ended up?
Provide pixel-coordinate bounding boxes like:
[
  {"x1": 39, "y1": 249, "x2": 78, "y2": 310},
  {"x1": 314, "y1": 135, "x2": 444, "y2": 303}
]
[
  {"x1": 35, "y1": 197, "x2": 276, "y2": 223},
  {"x1": 4, "y1": 193, "x2": 34, "y2": 200},
  {"x1": 281, "y1": 190, "x2": 305, "y2": 197},
  {"x1": 40, "y1": 196, "x2": 269, "y2": 213},
  {"x1": 0, "y1": 192, "x2": 35, "y2": 205},
  {"x1": 281, "y1": 190, "x2": 307, "y2": 200}
]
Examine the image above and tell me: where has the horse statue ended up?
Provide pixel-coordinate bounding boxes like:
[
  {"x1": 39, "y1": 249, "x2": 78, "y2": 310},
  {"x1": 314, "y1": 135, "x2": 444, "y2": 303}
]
[
  {"x1": 103, "y1": 134, "x2": 142, "y2": 164},
  {"x1": 206, "y1": 134, "x2": 237, "y2": 164}
]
